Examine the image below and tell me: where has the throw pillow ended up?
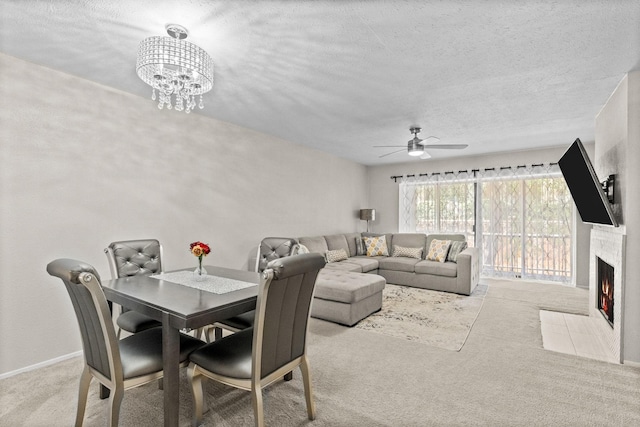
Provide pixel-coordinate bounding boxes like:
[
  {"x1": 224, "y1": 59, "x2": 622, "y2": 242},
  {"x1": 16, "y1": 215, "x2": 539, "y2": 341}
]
[
  {"x1": 446, "y1": 241, "x2": 468, "y2": 263},
  {"x1": 326, "y1": 248, "x2": 349, "y2": 263},
  {"x1": 355, "y1": 236, "x2": 365, "y2": 256},
  {"x1": 296, "y1": 244, "x2": 310, "y2": 254},
  {"x1": 392, "y1": 245, "x2": 423, "y2": 259},
  {"x1": 364, "y1": 236, "x2": 389, "y2": 257},
  {"x1": 426, "y1": 239, "x2": 452, "y2": 263}
]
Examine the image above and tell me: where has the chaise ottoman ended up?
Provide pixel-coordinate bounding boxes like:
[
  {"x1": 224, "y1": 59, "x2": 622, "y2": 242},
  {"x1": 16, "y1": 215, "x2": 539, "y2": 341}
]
[{"x1": 311, "y1": 269, "x2": 386, "y2": 326}]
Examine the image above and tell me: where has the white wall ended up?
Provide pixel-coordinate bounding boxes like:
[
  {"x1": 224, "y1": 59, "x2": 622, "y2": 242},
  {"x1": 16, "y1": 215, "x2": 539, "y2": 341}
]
[
  {"x1": 595, "y1": 71, "x2": 640, "y2": 364},
  {"x1": 0, "y1": 53, "x2": 368, "y2": 376},
  {"x1": 366, "y1": 146, "x2": 592, "y2": 287}
]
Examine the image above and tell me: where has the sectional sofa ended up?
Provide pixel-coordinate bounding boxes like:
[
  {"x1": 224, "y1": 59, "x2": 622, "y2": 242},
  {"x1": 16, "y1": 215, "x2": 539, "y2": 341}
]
[{"x1": 292, "y1": 232, "x2": 480, "y2": 326}]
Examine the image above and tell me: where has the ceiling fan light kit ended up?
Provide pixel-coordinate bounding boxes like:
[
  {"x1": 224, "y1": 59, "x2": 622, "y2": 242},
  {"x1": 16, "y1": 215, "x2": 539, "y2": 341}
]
[
  {"x1": 407, "y1": 126, "x2": 428, "y2": 156},
  {"x1": 407, "y1": 141, "x2": 424, "y2": 156}
]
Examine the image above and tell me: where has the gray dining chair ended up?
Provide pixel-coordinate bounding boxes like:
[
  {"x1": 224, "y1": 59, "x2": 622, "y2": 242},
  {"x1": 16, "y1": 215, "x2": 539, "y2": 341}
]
[
  {"x1": 46, "y1": 258, "x2": 204, "y2": 427},
  {"x1": 104, "y1": 239, "x2": 163, "y2": 337},
  {"x1": 206, "y1": 237, "x2": 299, "y2": 342},
  {"x1": 187, "y1": 253, "x2": 326, "y2": 427}
]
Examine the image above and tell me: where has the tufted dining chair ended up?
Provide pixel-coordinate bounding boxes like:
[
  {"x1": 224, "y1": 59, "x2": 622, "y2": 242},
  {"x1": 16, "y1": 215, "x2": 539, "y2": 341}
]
[
  {"x1": 206, "y1": 237, "x2": 299, "y2": 342},
  {"x1": 104, "y1": 239, "x2": 163, "y2": 337},
  {"x1": 187, "y1": 253, "x2": 326, "y2": 427},
  {"x1": 46, "y1": 258, "x2": 204, "y2": 427}
]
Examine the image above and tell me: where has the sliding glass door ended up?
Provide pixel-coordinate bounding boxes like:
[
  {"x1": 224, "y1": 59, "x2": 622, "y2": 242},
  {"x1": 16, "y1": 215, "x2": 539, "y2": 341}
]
[
  {"x1": 478, "y1": 174, "x2": 572, "y2": 281},
  {"x1": 399, "y1": 166, "x2": 573, "y2": 283}
]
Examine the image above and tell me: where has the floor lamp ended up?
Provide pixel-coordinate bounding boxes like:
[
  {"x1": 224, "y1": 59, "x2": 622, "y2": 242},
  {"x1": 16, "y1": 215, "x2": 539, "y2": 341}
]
[{"x1": 359, "y1": 209, "x2": 375, "y2": 232}]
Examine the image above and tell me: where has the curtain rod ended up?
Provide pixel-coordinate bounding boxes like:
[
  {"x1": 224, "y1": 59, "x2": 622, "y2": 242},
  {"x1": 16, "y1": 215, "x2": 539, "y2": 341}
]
[{"x1": 390, "y1": 162, "x2": 558, "y2": 181}]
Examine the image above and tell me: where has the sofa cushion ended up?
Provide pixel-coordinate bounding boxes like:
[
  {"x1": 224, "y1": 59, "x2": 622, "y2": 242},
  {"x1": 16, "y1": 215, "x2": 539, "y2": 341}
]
[
  {"x1": 364, "y1": 235, "x2": 389, "y2": 256},
  {"x1": 415, "y1": 260, "x2": 458, "y2": 277},
  {"x1": 299, "y1": 236, "x2": 329, "y2": 254},
  {"x1": 326, "y1": 248, "x2": 349, "y2": 263},
  {"x1": 324, "y1": 234, "x2": 351, "y2": 254},
  {"x1": 315, "y1": 270, "x2": 386, "y2": 303},
  {"x1": 343, "y1": 233, "x2": 361, "y2": 257},
  {"x1": 378, "y1": 256, "x2": 421, "y2": 273},
  {"x1": 446, "y1": 241, "x2": 468, "y2": 263},
  {"x1": 392, "y1": 245, "x2": 423, "y2": 259},
  {"x1": 343, "y1": 256, "x2": 380, "y2": 273},
  {"x1": 323, "y1": 261, "x2": 362, "y2": 272},
  {"x1": 426, "y1": 239, "x2": 452, "y2": 262}
]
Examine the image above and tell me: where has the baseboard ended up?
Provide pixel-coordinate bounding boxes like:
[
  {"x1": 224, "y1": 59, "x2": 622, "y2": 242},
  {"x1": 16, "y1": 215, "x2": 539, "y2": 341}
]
[
  {"x1": 0, "y1": 350, "x2": 82, "y2": 380},
  {"x1": 623, "y1": 359, "x2": 640, "y2": 368}
]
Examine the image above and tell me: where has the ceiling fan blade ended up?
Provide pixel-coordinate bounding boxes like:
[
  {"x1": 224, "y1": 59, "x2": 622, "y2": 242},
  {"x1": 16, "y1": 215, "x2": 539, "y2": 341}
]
[
  {"x1": 421, "y1": 144, "x2": 468, "y2": 149},
  {"x1": 420, "y1": 151, "x2": 432, "y2": 160},
  {"x1": 417, "y1": 136, "x2": 440, "y2": 145},
  {"x1": 378, "y1": 148, "x2": 406, "y2": 158},
  {"x1": 374, "y1": 145, "x2": 406, "y2": 147}
]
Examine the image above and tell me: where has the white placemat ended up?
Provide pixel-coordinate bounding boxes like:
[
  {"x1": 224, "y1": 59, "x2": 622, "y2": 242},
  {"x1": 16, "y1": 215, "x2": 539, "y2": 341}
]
[{"x1": 150, "y1": 271, "x2": 256, "y2": 294}]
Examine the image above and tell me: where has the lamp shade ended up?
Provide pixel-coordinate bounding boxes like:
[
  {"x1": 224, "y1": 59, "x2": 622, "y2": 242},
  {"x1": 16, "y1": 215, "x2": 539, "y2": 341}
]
[{"x1": 359, "y1": 209, "x2": 376, "y2": 221}]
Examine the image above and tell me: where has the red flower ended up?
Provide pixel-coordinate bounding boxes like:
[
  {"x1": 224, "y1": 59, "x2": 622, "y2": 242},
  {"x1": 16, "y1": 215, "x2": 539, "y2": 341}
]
[{"x1": 190, "y1": 241, "x2": 211, "y2": 256}]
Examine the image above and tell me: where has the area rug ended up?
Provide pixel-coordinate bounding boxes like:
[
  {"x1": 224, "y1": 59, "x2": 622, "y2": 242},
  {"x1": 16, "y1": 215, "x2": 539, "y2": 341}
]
[{"x1": 355, "y1": 284, "x2": 486, "y2": 351}]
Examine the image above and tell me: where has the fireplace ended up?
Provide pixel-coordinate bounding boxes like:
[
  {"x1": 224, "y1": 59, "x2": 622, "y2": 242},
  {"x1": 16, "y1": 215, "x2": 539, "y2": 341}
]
[{"x1": 597, "y1": 257, "x2": 614, "y2": 328}]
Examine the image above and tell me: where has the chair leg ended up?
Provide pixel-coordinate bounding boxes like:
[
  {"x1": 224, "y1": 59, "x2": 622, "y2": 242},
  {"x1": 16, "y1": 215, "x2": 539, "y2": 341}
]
[
  {"x1": 194, "y1": 327, "x2": 204, "y2": 340},
  {"x1": 300, "y1": 355, "x2": 316, "y2": 420},
  {"x1": 75, "y1": 366, "x2": 92, "y2": 427},
  {"x1": 188, "y1": 364, "x2": 205, "y2": 427},
  {"x1": 214, "y1": 326, "x2": 223, "y2": 341},
  {"x1": 251, "y1": 386, "x2": 265, "y2": 427},
  {"x1": 107, "y1": 385, "x2": 124, "y2": 427}
]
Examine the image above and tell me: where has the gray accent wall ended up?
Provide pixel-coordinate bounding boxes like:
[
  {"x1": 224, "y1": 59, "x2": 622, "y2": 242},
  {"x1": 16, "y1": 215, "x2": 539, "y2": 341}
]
[{"x1": 0, "y1": 53, "x2": 368, "y2": 376}]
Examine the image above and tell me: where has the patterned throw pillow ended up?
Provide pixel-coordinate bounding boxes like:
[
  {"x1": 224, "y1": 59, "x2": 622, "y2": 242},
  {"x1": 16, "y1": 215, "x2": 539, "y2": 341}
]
[
  {"x1": 392, "y1": 245, "x2": 423, "y2": 259},
  {"x1": 326, "y1": 248, "x2": 349, "y2": 263},
  {"x1": 446, "y1": 241, "x2": 468, "y2": 263},
  {"x1": 364, "y1": 236, "x2": 389, "y2": 257},
  {"x1": 426, "y1": 239, "x2": 452, "y2": 263}
]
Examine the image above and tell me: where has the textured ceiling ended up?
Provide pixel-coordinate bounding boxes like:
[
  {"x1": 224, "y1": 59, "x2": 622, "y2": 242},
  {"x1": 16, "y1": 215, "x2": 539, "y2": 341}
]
[{"x1": 1, "y1": 1, "x2": 639, "y2": 165}]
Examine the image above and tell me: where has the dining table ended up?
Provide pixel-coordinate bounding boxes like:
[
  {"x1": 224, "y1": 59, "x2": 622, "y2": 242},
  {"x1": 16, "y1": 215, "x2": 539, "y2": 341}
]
[{"x1": 102, "y1": 265, "x2": 260, "y2": 427}]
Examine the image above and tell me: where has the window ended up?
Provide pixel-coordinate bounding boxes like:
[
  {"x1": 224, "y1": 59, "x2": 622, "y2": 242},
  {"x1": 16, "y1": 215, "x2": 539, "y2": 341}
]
[{"x1": 399, "y1": 172, "x2": 475, "y2": 245}]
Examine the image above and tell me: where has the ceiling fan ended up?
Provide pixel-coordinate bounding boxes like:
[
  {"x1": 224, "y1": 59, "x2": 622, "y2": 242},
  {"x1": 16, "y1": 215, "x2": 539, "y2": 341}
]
[{"x1": 375, "y1": 127, "x2": 468, "y2": 159}]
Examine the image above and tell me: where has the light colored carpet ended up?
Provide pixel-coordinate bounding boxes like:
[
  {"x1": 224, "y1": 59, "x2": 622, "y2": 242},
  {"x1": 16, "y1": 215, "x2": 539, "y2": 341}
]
[
  {"x1": 355, "y1": 284, "x2": 486, "y2": 351},
  {"x1": 2, "y1": 278, "x2": 639, "y2": 426}
]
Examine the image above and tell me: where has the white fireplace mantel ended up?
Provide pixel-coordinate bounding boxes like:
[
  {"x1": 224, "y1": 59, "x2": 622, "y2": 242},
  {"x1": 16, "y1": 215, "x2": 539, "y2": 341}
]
[{"x1": 589, "y1": 227, "x2": 626, "y2": 363}]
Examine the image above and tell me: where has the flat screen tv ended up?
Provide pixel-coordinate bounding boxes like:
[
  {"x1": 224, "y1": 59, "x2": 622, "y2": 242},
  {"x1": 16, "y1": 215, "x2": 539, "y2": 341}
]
[{"x1": 558, "y1": 138, "x2": 618, "y2": 227}]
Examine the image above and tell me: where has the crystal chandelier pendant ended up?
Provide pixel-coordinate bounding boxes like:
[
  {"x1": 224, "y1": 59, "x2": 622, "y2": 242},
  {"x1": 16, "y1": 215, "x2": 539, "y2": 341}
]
[{"x1": 136, "y1": 24, "x2": 214, "y2": 113}]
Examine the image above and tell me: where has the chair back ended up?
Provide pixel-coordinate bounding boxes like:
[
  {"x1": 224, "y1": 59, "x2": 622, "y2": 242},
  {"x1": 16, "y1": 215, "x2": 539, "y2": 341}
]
[
  {"x1": 105, "y1": 239, "x2": 163, "y2": 278},
  {"x1": 47, "y1": 258, "x2": 121, "y2": 381},
  {"x1": 252, "y1": 253, "x2": 326, "y2": 379},
  {"x1": 255, "y1": 237, "x2": 298, "y2": 273}
]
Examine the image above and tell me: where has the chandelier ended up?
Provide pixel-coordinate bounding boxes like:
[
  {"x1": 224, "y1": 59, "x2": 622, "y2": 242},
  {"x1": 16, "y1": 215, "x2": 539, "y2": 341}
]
[{"x1": 136, "y1": 24, "x2": 214, "y2": 113}]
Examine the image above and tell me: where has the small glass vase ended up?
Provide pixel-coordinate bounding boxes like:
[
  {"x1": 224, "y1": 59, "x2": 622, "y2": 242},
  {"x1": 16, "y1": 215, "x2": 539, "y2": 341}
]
[{"x1": 194, "y1": 258, "x2": 207, "y2": 281}]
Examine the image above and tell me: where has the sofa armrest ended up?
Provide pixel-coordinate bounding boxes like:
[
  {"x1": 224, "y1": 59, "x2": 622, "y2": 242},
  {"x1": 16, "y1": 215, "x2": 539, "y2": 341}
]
[{"x1": 455, "y1": 247, "x2": 480, "y2": 295}]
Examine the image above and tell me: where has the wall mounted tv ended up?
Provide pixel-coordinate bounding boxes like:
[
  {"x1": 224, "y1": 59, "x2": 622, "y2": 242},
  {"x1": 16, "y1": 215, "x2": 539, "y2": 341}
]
[{"x1": 558, "y1": 138, "x2": 618, "y2": 227}]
